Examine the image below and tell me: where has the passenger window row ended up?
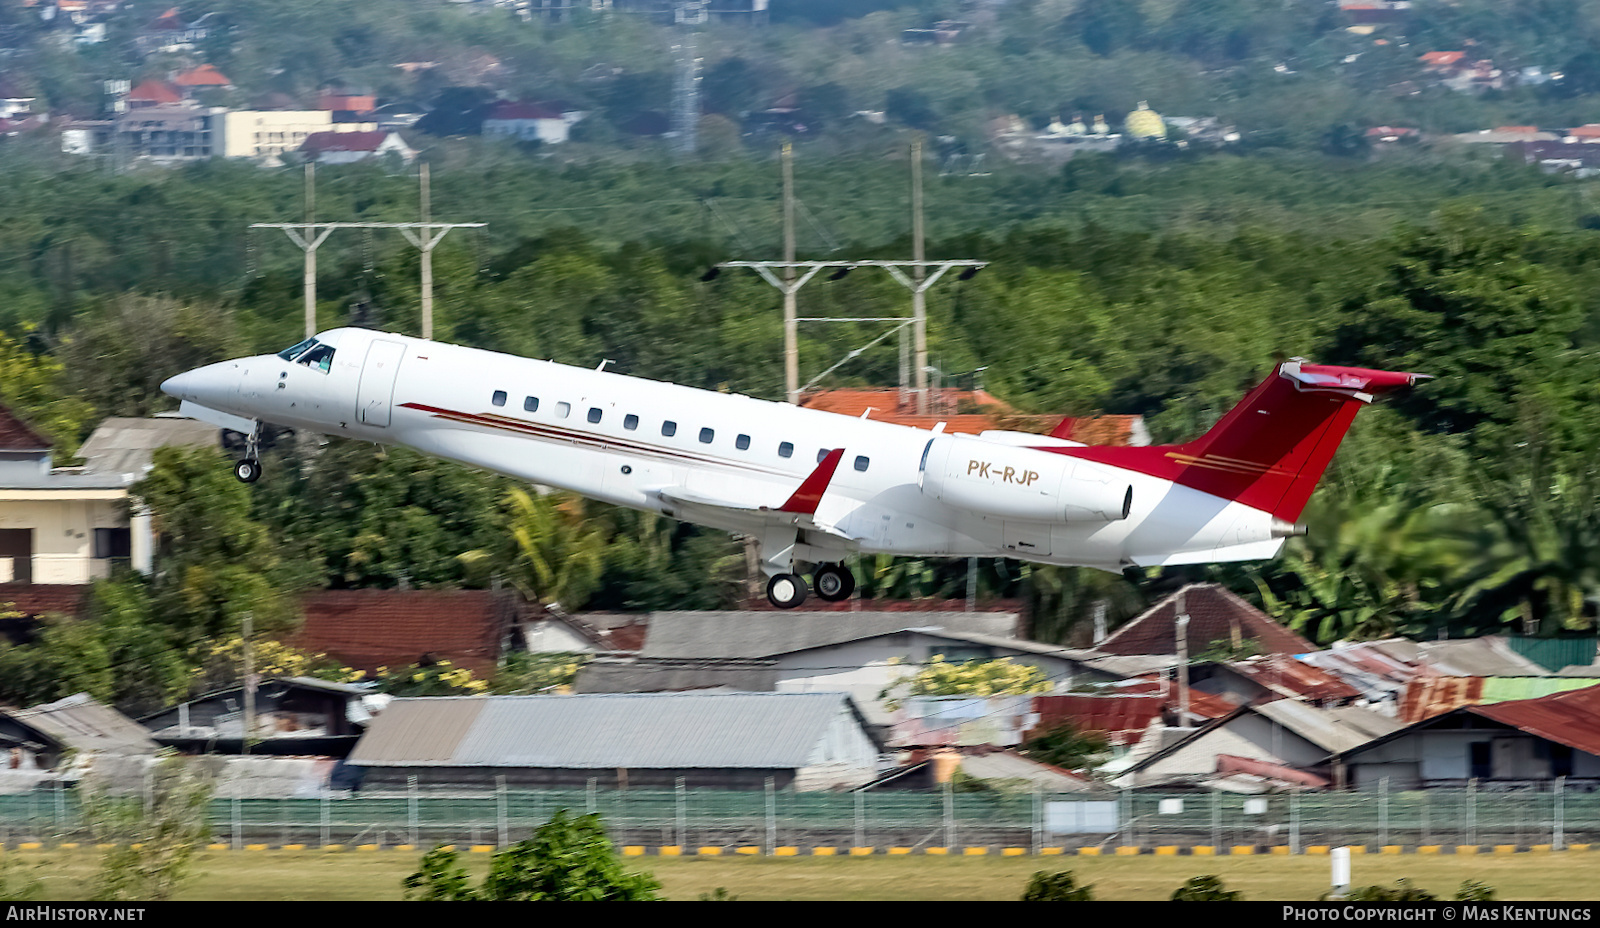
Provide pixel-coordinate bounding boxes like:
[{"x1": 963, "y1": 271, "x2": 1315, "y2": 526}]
[{"x1": 490, "y1": 390, "x2": 870, "y2": 472}]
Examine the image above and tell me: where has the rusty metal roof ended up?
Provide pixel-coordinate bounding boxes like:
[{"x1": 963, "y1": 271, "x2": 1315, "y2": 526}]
[
  {"x1": 1468, "y1": 685, "x2": 1600, "y2": 756},
  {"x1": 1221, "y1": 655, "x2": 1362, "y2": 703},
  {"x1": 1097, "y1": 584, "x2": 1317, "y2": 657}
]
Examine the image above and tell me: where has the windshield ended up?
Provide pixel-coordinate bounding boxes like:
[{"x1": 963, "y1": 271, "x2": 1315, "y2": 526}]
[
  {"x1": 298, "y1": 344, "x2": 336, "y2": 373},
  {"x1": 277, "y1": 338, "x2": 318, "y2": 361}
]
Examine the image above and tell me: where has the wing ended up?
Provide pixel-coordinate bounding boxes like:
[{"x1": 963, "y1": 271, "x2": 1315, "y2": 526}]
[{"x1": 656, "y1": 449, "x2": 851, "y2": 535}]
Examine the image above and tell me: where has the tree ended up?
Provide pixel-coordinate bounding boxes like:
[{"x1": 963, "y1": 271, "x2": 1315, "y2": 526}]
[
  {"x1": 403, "y1": 811, "x2": 660, "y2": 901},
  {"x1": 1022, "y1": 870, "x2": 1095, "y2": 901},
  {"x1": 503, "y1": 488, "x2": 610, "y2": 611},
  {"x1": 374, "y1": 658, "x2": 489, "y2": 696},
  {"x1": 1172, "y1": 875, "x2": 1243, "y2": 901},
  {"x1": 1018, "y1": 720, "x2": 1110, "y2": 771},
  {"x1": 84, "y1": 753, "x2": 216, "y2": 902}
]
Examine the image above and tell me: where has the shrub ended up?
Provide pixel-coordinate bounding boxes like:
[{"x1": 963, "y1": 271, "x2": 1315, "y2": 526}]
[
  {"x1": 403, "y1": 810, "x2": 660, "y2": 902},
  {"x1": 1022, "y1": 870, "x2": 1095, "y2": 901},
  {"x1": 1172, "y1": 875, "x2": 1243, "y2": 901}
]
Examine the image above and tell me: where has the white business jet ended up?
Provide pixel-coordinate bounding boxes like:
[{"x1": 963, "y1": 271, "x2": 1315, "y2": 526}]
[{"x1": 160, "y1": 328, "x2": 1425, "y2": 608}]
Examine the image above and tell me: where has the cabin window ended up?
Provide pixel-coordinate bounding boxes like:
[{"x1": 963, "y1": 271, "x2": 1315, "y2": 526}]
[
  {"x1": 555, "y1": 402, "x2": 571, "y2": 419},
  {"x1": 662, "y1": 420, "x2": 677, "y2": 437},
  {"x1": 736, "y1": 434, "x2": 751, "y2": 451},
  {"x1": 276, "y1": 337, "x2": 317, "y2": 361},
  {"x1": 817, "y1": 448, "x2": 832, "y2": 463},
  {"x1": 491, "y1": 390, "x2": 507, "y2": 407},
  {"x1": 524, "y1": 396, "x2": 539, "y2": 413},
  {"x1": 588, "y1": 407, "x2": 603, "y2": 424},
  {"x1": 854, "y1": 455, "x2": 870, "y2": 472},
  {"x1": 778, "y1": 442, "x2": 794, "y2": 459},
  {"x1": 699, "y1": 427, "x2": 714, "y2": 444},
  {"x1": 624, "y1": 414, "x2": 639, "y2": 430}
]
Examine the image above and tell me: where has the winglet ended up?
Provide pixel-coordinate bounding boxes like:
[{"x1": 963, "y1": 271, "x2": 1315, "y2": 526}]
[{"x1": 779, "y1": 448, "x2": 845, "y2": 514}]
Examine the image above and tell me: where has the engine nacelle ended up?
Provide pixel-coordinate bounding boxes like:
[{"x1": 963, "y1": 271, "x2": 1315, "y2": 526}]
[{"x1": 919, "y1": 434, "x2": 1132, "y2": 523}]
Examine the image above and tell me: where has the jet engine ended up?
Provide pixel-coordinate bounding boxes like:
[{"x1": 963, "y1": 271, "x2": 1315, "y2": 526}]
[{"x1": 919, "y1": 435, "x2": 1132, "y2": 523}]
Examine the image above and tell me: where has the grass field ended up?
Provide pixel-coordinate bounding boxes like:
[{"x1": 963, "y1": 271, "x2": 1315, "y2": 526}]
[{"x1": 7, "y1": 848, "x2": 1600, "y2": 901}]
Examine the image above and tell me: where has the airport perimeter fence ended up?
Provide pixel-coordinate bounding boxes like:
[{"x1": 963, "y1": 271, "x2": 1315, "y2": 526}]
[{"x1": 4, "y1": 781, "x2": 1600, "y2": 852}]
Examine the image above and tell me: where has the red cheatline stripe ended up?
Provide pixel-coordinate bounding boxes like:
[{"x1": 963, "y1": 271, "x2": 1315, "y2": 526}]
[{"x1": 780, "y1": 448, "x2": 845, "y2": 514}]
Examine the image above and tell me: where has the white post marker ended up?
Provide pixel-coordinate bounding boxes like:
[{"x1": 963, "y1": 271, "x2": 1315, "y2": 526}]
[{"x1": 1331, "y1": 846, "x2": 1351, "y2": 898}]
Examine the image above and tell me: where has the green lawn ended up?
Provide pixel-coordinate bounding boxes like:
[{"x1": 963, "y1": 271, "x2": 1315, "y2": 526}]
[{"x1": 6, "y1": 848, "x2": 1600, "y2": 901}]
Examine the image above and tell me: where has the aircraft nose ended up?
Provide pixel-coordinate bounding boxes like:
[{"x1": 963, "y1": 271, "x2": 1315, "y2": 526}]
[{"x1": 160, "y1": 362, "x2": 238, "y2": 405}]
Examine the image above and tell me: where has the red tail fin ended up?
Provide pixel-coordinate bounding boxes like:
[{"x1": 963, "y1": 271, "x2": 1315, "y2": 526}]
[{"x1": 1044, "y1": 361, "x2": 1426, "y2": 521}]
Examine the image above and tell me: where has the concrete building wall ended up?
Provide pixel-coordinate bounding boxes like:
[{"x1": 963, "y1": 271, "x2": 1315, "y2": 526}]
[
  {"x1": 0, "y1": 491, "x2": 127, "y2": 583},
  {"x1": 218, "y1": 110, "x2": 332, "y2": 158}
]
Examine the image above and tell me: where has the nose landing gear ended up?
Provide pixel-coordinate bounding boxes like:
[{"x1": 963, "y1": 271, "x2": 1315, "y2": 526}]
[{"x1": 233, "y1": 421, "x2": 263, "y2": 484}]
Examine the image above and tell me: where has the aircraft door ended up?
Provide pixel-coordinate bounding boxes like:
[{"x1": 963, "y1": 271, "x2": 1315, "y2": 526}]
[{"x1": 356, "y1": 339, "x2": 406, "y2": 427}]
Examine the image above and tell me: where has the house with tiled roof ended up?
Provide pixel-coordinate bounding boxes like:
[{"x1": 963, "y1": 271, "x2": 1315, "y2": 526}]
[
  {"x1": 298, "y1": 130, "x2": 415, "y2": 164},
  {"x1": 482, "y1": 100, "x2": 582, "y2": 144},
  {"x1": 1096, "y1": 583, "x2": 1317, "y2": 658},
  {"x1": 288, "y1": 589, "x2": 535, "y2": 676},
  {"x1": 125, "y1": 78, "x2": 183, "y2": 108},
  {"x1": 172, "y1": 64, "x2": 232, "y2": 90}
]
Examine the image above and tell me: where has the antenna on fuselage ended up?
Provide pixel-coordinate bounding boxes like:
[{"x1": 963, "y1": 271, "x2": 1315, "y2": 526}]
[{"x1": 596, "y1": 359, "x2": 614, "y2": 372}]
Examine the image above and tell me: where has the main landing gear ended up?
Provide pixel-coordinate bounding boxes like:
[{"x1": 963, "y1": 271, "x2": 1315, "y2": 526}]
[
  {"x1": 233, "y1": 421, "x2": 263, "y2": 484},
  {"x1": 764, "y1": 563, "x2": 857, "y2": 609}
]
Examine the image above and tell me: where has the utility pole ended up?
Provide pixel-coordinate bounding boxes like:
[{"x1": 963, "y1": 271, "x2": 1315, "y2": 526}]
[
  {"x1": 242, "y1": 611, "x2": 254, "y2": 757},
  {"x1": 1176, "y1": 590, "x2": 1191, "y2": 729},
  {"x1": 912, "y1": 138, "x2": 929, "y2": 414},
  {"x1": 419, "y1": 163, "x2": 433, "y2": 339},
  {"x1": 782, "y1": 143, "x2": 798, "y2": 403},
  {"x1": 252, "y1": 219, "x2": 485, "y2": 340}
]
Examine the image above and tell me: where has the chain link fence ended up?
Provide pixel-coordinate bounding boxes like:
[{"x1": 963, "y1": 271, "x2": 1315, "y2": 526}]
[{"x1": 4, "y1": 781, "x2": 1599, "y2": 851}]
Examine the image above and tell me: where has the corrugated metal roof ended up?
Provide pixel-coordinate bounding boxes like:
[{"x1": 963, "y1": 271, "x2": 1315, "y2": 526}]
[
  {"x1": 76, "y1": 416, "x2": 218, "y2": 477},
  {"x1": 1470, "y1": 685, "x2": 1600, "y2": 756},
  {"x1": 640, "y1": 611, "x2": 1019, "y2": 659},
  {"x1": 7, "y1": 693, "x2": 159, "y2": 754},
  {"x1": 959, "y1": 751, "x2": 1094, "y2": 791},
  {"x1": 1221, "y1": 655, "x2": 1361, "y2": 702},
  {"x1": 1252, "y1": 700, "x2": 1401, "y2": 754},
  {"x1": 350, "y1": 692, "x2": 867, "y2": 769}
]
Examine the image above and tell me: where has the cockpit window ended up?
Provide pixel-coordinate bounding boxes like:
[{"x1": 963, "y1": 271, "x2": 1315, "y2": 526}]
[
  {"x1": 277, "y1": 338, "x2": 318, "y2": 362},
  {"x1": 297, "y1": 344, "x2": 335, "y2": 373}
]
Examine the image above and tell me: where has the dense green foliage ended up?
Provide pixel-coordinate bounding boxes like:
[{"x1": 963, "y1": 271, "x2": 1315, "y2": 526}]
[
  {"x1": 403, "y1": 811, "x2": 660, "y2": 901},
  {"x1": 83, "y1": 753, "x2": 215, "y2": 902},
  {"x1": 1022, "y1": 869, "x2": 1095, "y2": 901},
  {"x1": 1171, "y1": 874, "x2": 1243, "y2": 901}
]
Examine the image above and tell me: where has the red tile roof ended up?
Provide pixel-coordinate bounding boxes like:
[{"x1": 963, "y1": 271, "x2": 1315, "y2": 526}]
[
  {"x1": 1097, "y1": 584, "x2": 1317, "y2": 657},
  {"x1": 1421, "y1": 51, "x2": 1466, "y2": 66},
  {"x1": 0, "y1": 406, "x2": 50, "y2": 452},
  {"x1": 173, "y1": 64, "x2": 231, "y2": 87},
  {"x1": 799, "y1": 388, "x2": 1058, "y2": 436},
  {"x1": 289, "y1": 590, "x2": 528, "y2": 676},
  {"x1": 128, "y1": 79, "x2": 182, "y2": 105},
  {"x1": 301, "y1": 130, "x2": 392, "y2": 153},
  {"x1": 487, "y1": 101, "x2": 563, "y2": 121},
  {"x1": 1048, "y1": 414, "x2": 1145, "y2": 446},
  {"x1": 317, "y1": 93, "x2": 375, "y2": 112},
  {"x1": 0, "y1": 583, "x2": 89, "y2": 620}
]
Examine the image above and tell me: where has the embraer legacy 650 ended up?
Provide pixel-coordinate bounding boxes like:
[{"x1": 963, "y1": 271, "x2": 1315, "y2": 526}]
[{"x1": 161, "y1": 328, "x2": 1425, "y2": 608}]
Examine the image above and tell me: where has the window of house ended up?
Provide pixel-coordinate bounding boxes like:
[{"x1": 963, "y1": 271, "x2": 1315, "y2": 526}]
[
  {"x1": 854, "y1": 455, "x2": 870, "y2": 472},
  {"x1": 624, "y1": 414, "x2": 639, "y2": 430},
  {"x1": 524, "y1": 396, "x2": 539, "y2": 413},
  {"x1": 93, "y1": 528, "x2": 131, "y2": 560},
  {"x1": 662, "y1": 420, "x2": 677, "y2": 437},
  {"x1": 588, "y1": 407, "x2": 603, "y2": 424},
  {"x1": 555, "y1": 402, "x2": 571, "y2": 418},
  {"x1": 491, "y1": 391, "x2": 507, "y2": 407},
  {"x1": 699, "y1": 427, "x2": 714, "y2": 444},
  {"x1": 736, "y1": 434, "x2": 751, "y2": 450},
  {"x1": 779, "y1": 442, "x2": 794, "y2": 458}
]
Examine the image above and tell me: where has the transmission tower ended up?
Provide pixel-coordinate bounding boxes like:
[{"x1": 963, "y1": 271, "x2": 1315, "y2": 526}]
[{"x1": 670, "y1": 2, "x2": 706, "y2": 157}]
